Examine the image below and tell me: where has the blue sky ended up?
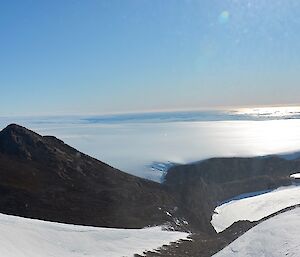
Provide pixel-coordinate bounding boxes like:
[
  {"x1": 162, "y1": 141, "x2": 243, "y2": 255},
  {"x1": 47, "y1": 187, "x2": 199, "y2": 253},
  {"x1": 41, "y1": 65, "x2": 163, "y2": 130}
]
[{"x1": 1, "y1": 0, "x2": 300, "y2": 115}]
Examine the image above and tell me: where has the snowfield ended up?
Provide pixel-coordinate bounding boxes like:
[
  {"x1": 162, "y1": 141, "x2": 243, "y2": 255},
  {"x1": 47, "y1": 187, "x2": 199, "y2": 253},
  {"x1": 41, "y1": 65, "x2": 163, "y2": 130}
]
[
  {"x1": 290, "y1": 173, "x2": 300, "y2": 179},
  {"x1": 211, "y1": 185, "x2": 300, "y2": 233},
  {"x1": 213, "y1": 207, "x2": 300, "y2": 256},
  {"x1": 0, "y1": 213, "x2": 189, "y2": 257}
]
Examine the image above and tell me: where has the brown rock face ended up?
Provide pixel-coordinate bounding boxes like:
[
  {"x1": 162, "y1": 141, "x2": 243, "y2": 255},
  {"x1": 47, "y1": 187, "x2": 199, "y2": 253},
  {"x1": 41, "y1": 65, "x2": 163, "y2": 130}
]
[
  {"x1": 165, "y1": 156, "x2": 300, "y2": 232},
  {"x1": 0, "y1": 124, "x2": 183, "y2": 229}
]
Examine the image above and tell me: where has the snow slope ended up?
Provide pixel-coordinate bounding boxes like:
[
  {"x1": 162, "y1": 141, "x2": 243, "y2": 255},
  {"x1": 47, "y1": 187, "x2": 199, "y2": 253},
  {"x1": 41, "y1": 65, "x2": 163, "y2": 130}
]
[
  {"x1": 211, "y1": 185, "x2": 300, "y2": 233},
  {"x1": 0, "y1": 213, "x2": 189, "y2": 257},
  {"x1": 213, "y1": 207, "x2": 300, "y2": 257}
]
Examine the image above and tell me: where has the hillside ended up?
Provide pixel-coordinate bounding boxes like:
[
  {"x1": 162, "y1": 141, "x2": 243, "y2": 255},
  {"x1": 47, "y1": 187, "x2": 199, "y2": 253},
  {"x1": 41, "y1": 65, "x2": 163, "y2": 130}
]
[
  {"x1": 0, "y1": 124, "x2": 185, "y2": 229},
  {"x1": 1, "y1": 124, "x2": 300, "y2": 256},
  {"x1": 163, "y1": 155, "x2": 300, "y2": 233},
  {"x1": 214, "y1": 207, "x2": 300, "y2": 256},
  {"x1": 0, "y1": 212, "x2": 188, "y2": 257}
]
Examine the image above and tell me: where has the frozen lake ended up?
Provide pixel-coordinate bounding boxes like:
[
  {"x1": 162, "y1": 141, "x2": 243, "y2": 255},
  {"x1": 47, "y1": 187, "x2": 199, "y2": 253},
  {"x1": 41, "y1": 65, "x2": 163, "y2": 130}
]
[{"x1": 2, "y1": 109, "x2": 300, "y2": 181}]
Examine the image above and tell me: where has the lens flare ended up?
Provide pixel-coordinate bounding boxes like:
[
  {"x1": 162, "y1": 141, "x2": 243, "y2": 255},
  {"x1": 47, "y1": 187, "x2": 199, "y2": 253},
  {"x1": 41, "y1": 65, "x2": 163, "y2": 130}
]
[{"x1": 219, "y1": 11, "x2": 230, "y2": 24}]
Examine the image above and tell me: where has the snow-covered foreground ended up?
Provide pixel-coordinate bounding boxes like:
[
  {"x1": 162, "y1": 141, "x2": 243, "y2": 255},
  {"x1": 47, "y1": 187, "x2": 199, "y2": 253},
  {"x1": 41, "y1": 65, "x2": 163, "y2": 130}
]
[
  {"x1": 211, "y1": 185, "x2": 300, "y2": 233},
  {"x1": 214, "y1": 207, "x2": 300, "y2": 257},
  {"x1": 0, "y1": 213, "x2": 189, "y2": 257}
]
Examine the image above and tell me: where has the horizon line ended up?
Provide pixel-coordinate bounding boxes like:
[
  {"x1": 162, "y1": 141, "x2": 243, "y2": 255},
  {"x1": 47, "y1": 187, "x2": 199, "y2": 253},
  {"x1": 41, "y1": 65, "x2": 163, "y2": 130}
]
[{"x1": 1, "y1": 103, "x2": 300, "y2": 118}]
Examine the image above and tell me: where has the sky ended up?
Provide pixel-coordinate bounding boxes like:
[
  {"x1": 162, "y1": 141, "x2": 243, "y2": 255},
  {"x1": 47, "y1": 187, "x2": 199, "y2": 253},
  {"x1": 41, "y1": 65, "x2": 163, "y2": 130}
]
[{"x1": 1, "y1": 0, "x2": 300, "y2": 116}]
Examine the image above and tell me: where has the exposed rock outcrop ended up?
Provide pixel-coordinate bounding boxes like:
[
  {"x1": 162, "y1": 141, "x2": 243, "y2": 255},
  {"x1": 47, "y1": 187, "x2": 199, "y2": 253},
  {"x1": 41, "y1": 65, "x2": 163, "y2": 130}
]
[
  {"x1": 0, "y1": 124, "x2": 185, "y2": 229},
  {"x1": 0, "y1": 124, "x2": 299, "y2": 235},
  {"x1": 164, "y1": 156, "x2": 299, "y2": 232}
]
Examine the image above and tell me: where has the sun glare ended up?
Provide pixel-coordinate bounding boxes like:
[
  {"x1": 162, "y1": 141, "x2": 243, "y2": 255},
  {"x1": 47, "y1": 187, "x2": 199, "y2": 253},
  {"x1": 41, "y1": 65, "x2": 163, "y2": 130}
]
[{"x1": 235, "y1": 106, "x2": 300, "y2": 119}]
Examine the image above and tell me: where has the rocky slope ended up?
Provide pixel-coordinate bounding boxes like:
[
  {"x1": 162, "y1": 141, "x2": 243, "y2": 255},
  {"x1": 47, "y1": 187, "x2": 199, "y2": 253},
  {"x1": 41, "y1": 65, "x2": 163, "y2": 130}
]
[
  {"x1": 0, "y1": 123, "x2": 299, "y2": 236},
  {"x1": 0, "y1": 124, "x2": 187, "y2": 229},
  {"x1": 164, "y1": 156, "x2": 300, "y2": 233}
]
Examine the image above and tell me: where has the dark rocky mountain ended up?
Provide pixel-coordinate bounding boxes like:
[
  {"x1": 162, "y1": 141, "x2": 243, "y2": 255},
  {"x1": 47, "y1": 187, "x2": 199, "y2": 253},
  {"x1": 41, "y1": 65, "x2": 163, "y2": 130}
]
[
  {"x1": 0, "y1": 124, "x2": 187, "y2": 229},
  {"x1": 0, "y1": 124, "x2": 299, "y2": 236},
  {"x1": 165, "y1": 156, "x2": 300, "y2": 233}
]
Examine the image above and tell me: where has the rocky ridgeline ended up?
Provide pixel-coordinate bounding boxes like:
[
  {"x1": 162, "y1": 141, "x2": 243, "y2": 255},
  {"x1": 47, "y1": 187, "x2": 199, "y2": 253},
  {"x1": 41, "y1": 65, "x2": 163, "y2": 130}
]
[
  {"x1": 0, "y1": 124, "x2": 299, "y2": 235},
  {"x1": 0, "y1": 124, "x2": 188, "y2": 230},
  {"x1": 165, "y1": 156, "x2": 299, "y2": 232}
]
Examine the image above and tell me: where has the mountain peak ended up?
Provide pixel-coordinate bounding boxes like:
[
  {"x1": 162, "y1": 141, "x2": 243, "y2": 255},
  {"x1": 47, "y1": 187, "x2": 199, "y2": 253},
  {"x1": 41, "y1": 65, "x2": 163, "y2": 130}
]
[
  {"x1": 1, "y1": 123, "x2": 40, "y2": 136},
  {"x1": 0, "y1": 124, "x2": 182, "y2": 230},
  {"x1": 0, "y1": 124, "x2": 45, "y2": 159}
]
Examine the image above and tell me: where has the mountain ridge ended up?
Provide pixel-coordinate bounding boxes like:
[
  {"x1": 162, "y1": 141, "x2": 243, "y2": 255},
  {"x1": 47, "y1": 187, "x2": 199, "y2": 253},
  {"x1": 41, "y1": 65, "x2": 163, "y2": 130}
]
[
  {"x1": 1, "y1": 123, "x2": 299, "y2": 236},
  {"x1": 0, "y1": 124, "x2": 189, "y2": 230}
]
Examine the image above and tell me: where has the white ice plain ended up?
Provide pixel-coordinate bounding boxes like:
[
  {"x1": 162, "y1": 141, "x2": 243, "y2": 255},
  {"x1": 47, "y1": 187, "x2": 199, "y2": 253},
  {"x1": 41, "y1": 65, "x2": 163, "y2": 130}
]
[
  {"x1": 2, "y1": 118, "x2": 300, "y2": 182},
  {"x1": 0, "y1": 213, "x2": 189, "y2": 257},
  {"x1": 211, "y1": 185, "x2": 300, "y2": 233},
  {"x1": 213, "y1": 207, "x2": 300, "y2": 257}
]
